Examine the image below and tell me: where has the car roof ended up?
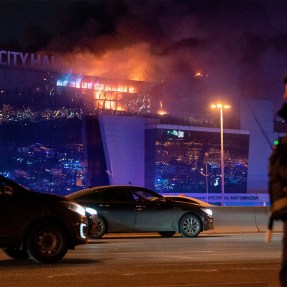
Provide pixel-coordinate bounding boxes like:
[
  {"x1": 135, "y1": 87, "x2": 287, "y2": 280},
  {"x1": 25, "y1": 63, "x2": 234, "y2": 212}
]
[{"x1": 67, "y1": 185, "x2": 153, "y2": 199}]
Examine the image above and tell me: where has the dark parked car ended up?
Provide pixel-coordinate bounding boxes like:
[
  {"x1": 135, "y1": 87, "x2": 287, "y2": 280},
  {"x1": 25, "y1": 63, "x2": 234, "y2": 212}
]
[
  {"x1": 67, "y1": 185, "x2": 214, "y2": 239},
  {"x1": 0, "y1": 174, "x2": 89, "y2": 263}
]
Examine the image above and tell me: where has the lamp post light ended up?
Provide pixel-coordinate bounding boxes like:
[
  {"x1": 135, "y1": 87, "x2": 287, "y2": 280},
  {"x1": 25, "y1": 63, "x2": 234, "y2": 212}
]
[{"x1": 211, "y1": 103, "x2": 231, "y2": 206}]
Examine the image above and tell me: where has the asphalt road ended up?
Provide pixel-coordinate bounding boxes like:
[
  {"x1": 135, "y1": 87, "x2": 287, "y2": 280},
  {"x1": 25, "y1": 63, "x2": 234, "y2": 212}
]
[{"x1": 0, "y1": 232, "x2": 283, "y2": 287}]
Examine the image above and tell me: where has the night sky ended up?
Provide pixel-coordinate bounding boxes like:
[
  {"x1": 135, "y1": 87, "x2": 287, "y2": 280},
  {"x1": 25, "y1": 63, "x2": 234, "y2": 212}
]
[{"x1": 0, "y1": 0, "x2": 287, "y2": 117}]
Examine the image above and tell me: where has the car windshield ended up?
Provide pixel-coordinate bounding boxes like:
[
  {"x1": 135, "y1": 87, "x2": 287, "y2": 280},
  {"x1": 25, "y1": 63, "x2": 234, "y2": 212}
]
[{"x1": 169, "y1": 197, "x2": 198, "y2": 204}]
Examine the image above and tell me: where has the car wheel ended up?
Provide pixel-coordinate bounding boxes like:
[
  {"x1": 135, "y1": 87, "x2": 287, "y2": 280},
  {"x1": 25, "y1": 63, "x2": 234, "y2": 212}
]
[
  {"x1": 179, "y1": 214, "x2": 202, "y2": 238},
  {"x1": 3, "y1": 248, "x2": 30, "y2": 260},
  {"x1": 158, "y1": 231, "x2": 176, "y2": 237},
  {"x1": 27, "y1": 222, "x2": 68, "y2": 263},
  {"x1": 89, "y1": 216, "x2": 106, "y2": 239}
]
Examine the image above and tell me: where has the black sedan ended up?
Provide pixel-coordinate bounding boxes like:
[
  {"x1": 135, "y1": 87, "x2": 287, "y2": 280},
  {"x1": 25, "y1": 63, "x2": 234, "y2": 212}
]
[
  {"x1": 0, "y1": 174, "x2": 89, "y2": 263},
  {"x1": 67, "y1": 185, "x2": 214, "y2": 238}
]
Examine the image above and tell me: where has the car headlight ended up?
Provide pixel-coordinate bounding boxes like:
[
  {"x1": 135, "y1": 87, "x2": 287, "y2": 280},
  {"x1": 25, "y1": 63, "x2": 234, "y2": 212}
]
[
  {"x1": 84, "y1": 207, "x2": 97, "y2": 215},
  {"x1": 62, "y1": 201, "x2": 86, "y2": 217},
  {"x1": 201, "y1": 208, "x2": 213, "y2": 216}
]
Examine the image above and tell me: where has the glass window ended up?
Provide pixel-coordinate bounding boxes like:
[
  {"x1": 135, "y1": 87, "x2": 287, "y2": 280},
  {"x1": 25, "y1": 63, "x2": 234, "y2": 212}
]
[
  {"x1": 99, "y1": 188, "x2": 129, "y2": 203},
  {"x1": 82, "y1": 82, "x2": 87, "y2": 89},
  {"x1": 81, "y1": 191, "x2": 100, "y2": 201},
  {"x1": 130, "y1": 189, "x2": 161, "y2": 203}
]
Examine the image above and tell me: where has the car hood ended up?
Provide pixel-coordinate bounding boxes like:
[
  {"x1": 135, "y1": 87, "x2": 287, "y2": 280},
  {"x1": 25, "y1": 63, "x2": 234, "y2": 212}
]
[{"x1": 165, "y1": 198, "x2": 207, "y2": 211}]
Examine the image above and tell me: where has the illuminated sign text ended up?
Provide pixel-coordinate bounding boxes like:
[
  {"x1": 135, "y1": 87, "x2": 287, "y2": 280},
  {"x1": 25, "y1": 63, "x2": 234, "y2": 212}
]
[{"x1": 0, "y1": 50, "x2": 55, "y2": 68}]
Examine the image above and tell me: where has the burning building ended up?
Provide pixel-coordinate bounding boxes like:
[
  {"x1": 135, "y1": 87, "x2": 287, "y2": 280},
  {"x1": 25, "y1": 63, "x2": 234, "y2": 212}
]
[
  {"x1": 0, "y1": 50, "x2": 162, "y2": 115},
  {"x1": 0, "y1": 49, "x2": 269, "y2": 205},
  {"x1": 56, "y1": 74, "x2": 160, "y2": 114}
]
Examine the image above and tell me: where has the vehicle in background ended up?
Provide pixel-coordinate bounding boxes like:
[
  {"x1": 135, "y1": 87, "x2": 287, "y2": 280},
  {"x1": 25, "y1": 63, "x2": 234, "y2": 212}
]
[
  {"x1": 0, "y1": 174, "x2": 89, "y2": 263},
  {"x1": 67, "y1": 185, "x2": 214, "y2": 239}
]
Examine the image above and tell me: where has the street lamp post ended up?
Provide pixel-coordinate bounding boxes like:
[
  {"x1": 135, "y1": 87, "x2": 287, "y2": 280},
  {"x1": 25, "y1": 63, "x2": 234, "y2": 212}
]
[
  {"x1": 204, "y1": 162, "x2": 209, "y2": 202},
  {"x1": 211, "y1": 103, "x2": 231, "y2": 206}
]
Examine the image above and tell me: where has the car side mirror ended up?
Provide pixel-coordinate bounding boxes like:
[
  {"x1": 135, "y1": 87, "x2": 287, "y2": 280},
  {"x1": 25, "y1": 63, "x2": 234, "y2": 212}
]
[{"x1": 3, "y1": 186, "x2": 13, "y2": 196}]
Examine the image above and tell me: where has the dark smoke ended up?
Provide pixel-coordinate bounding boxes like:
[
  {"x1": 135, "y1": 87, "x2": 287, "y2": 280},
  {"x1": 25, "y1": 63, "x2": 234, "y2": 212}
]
[{"x1": 0, "y1": 0, "x2": 287, "y2": 117}]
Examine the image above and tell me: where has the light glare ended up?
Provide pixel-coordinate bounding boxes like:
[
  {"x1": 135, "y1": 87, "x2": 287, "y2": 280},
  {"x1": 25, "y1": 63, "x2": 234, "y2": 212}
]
[{"x1": 211, "y1": 103, "x2": 231, "y2": 110}]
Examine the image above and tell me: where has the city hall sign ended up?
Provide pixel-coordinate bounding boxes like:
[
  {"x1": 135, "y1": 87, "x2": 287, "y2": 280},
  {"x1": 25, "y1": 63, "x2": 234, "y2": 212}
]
[{"x1": 0, "y1": 50, "x2": 55, "y2": 68}]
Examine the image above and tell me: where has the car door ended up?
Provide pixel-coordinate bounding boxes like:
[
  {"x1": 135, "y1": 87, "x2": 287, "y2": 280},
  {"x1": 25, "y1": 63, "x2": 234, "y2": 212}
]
[
  {"x1": 77, "y1": 187, "x2": 137, "y2": 232},
  {"x1": 98, "y1": 187, "x2": 138, "y2": 232},
  {"x1": 130, "y1": 187, "x2": 176, "y2": 231}
]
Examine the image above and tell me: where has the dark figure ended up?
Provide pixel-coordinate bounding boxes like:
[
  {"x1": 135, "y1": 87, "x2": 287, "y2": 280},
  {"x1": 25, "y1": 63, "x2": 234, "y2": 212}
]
[
  {"x1": 277, "y1": 77, "x2": 287, "y2": 287},
  {"x1": 281, "y1": 222, "x2": 287, "y2": 286}
]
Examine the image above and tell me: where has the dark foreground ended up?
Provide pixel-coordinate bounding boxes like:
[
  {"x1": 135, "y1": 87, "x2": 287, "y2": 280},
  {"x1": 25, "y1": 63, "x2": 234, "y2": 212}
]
[{"x1": 0, "y1": 232, "x2": 283, "y2": 287}]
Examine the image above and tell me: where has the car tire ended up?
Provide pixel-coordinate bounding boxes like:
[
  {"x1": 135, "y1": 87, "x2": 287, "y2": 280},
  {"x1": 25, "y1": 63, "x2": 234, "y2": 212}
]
[
  {"x1": 179, "y1": 214, "x2": 202, "y2": 238},
  {"x1": 158, "y1": 231, "x2": 176, "y2": 237},
  {"x1": 27, "y1": 222, "x2": 68, "y2": 263},
  {"x1": 3, "y1": 248, "x2": 30, "y2": 260},
  {"x1": 89, "y1": 216, "x2": 106, "y2": 239}
]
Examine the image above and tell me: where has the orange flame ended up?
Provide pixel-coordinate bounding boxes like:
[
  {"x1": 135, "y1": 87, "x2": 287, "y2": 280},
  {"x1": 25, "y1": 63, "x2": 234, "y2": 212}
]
[{"x1": 57, "y1": 43, "x2": 159, "y2": 82}]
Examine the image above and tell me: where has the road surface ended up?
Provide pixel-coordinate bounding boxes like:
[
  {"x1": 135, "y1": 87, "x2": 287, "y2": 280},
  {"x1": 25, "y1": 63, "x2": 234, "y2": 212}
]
[{"x1": 0, "y1": 232, "x2": 283, "y2": 287}]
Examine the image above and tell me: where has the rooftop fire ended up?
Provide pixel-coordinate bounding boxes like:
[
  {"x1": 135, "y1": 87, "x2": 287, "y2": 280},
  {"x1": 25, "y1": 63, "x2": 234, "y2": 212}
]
[{"x1": 56, "y1": 73, "x2": 160, "y2": 114}]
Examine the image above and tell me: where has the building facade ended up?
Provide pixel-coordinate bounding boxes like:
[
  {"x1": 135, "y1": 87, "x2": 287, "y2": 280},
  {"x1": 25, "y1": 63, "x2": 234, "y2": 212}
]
[{"x1": 0, "y1": 57, "x2": 276, "y2": 204}]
